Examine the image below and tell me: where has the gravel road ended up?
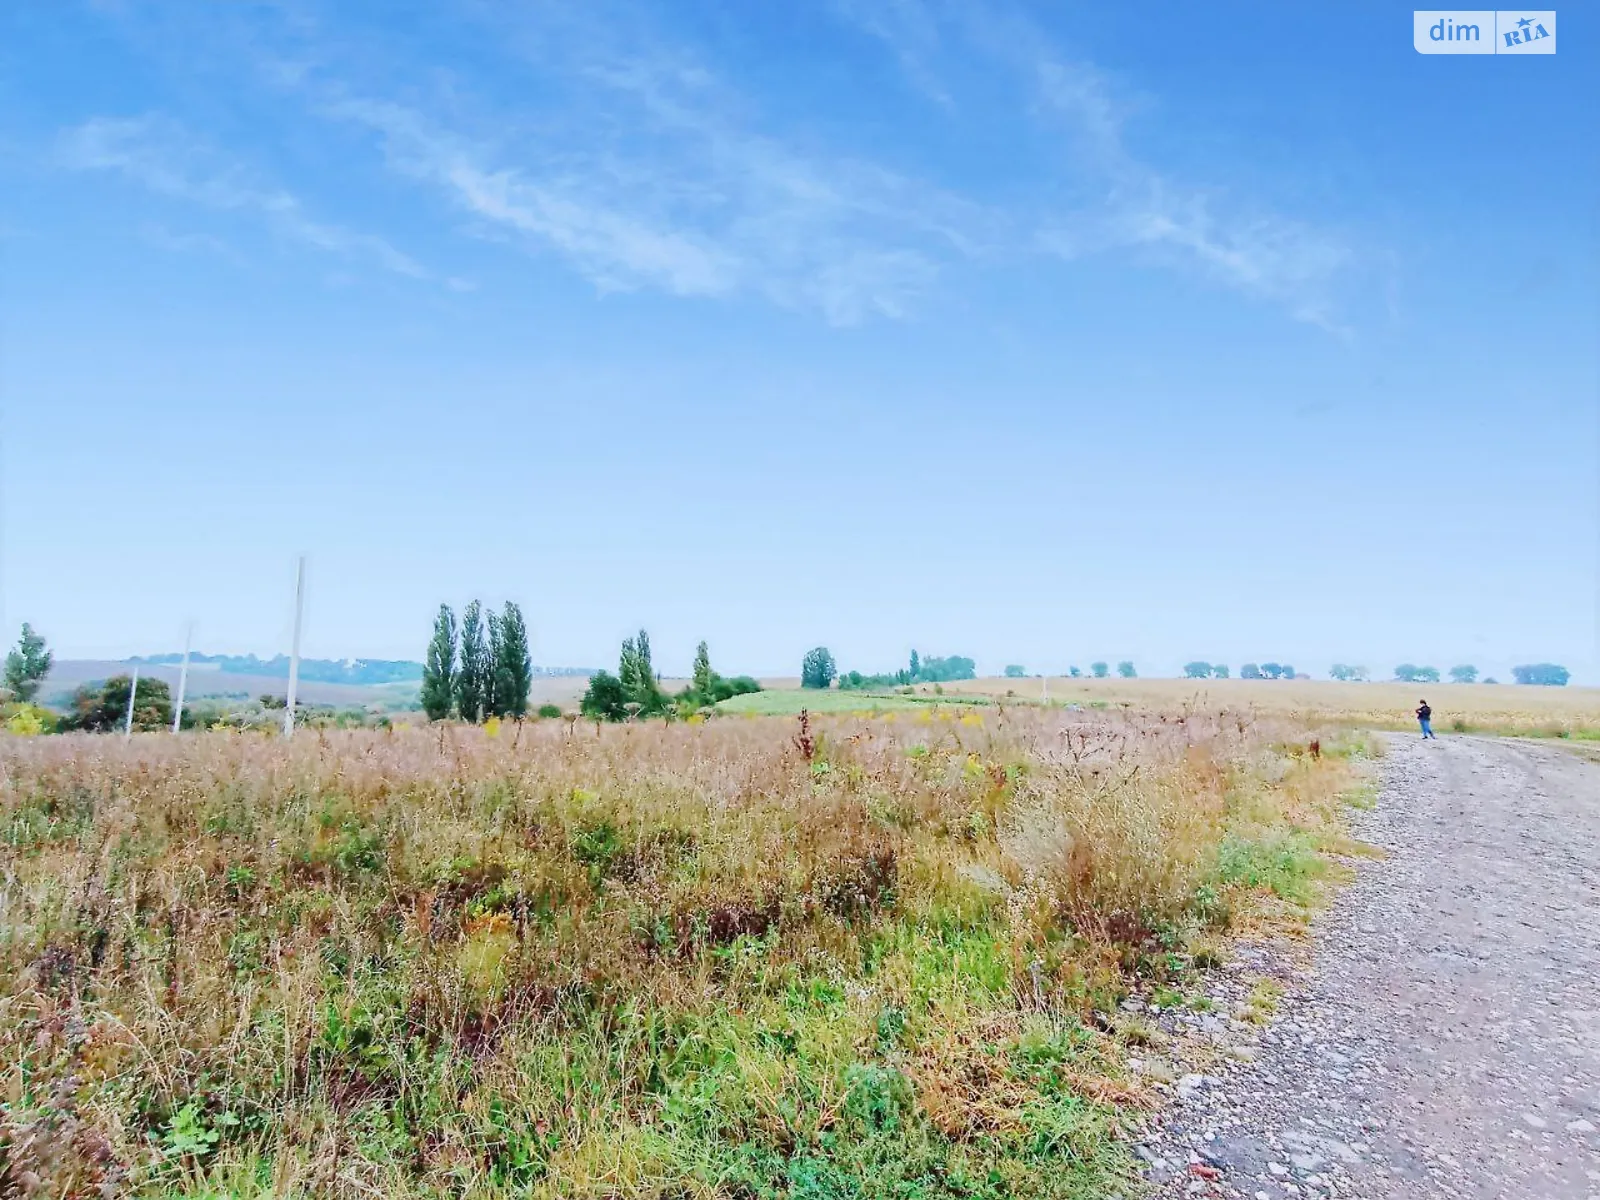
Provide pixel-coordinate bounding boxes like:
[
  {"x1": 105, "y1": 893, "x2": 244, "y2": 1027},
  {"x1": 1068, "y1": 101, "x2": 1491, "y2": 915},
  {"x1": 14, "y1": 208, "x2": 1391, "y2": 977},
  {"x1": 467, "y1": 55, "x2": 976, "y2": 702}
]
[{"x1": 1139, "y1": 735, "x2": 1600, "y2": 1200}]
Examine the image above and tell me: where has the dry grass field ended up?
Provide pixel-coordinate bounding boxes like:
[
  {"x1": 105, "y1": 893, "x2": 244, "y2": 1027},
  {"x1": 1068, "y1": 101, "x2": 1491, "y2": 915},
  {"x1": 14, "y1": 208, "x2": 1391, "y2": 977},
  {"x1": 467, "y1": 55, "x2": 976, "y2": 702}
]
[
  {"x1": 1, "y1": 707, "x2": 1370, "y2": 1198},
  {"x1": 931, "y1": 677, "x2": 1600, "y2": 738}
]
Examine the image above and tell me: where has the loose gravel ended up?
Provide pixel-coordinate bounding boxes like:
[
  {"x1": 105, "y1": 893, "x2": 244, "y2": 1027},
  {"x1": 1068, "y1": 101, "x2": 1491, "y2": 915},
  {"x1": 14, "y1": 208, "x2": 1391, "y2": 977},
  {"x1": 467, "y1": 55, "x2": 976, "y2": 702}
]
[{"x1": 1134, "y1": 735, "x2": 1600, "y2": 1200}]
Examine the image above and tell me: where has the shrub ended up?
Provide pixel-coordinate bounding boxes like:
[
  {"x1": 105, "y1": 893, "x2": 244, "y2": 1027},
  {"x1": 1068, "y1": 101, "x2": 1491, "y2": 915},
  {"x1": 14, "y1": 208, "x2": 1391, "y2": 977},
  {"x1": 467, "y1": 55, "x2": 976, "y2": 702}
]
[
  {"x1": 59, "y1": 675, "x2": 173, "y2": 732},
  {"x1": 580, "y1": 670, "x2": 628, "y2": 720},
  {"x1": 537, "y1": 703, "x2": 564, "y2": 719}
]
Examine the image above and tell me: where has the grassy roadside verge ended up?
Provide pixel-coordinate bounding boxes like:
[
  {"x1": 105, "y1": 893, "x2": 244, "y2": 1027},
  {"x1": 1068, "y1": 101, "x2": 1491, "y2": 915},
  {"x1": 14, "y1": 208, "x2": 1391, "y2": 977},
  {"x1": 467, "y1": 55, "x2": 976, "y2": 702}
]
[{"x1": 2, "y1": 712, "x2": 1376, "y2": 1198}]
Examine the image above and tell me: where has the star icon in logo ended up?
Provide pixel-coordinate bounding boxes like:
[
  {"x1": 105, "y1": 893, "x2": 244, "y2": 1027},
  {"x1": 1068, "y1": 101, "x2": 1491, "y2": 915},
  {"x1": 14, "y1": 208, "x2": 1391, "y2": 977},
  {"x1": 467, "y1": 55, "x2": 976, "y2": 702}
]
[{"x1": 1517, "y1": 16, "x2": 1534, "y2": 30}]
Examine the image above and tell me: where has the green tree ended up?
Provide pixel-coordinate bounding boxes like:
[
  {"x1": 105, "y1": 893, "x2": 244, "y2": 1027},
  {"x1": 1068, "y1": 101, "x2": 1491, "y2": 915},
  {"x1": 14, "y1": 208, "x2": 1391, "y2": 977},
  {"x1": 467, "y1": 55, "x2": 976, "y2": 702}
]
[
  {"x1": 1329, "y1": 663, "x2": 1367, "y2": 681},
  {"x1": 801, "y1": 647, "x2": 837, "y2": 690},
  {"x1": 1240, "y1": 663, "x2": 1263, "y2": 679},
  {"x1": 1449, "y1": 664, "x2": 1478, "y2": 684},
  {"x1": 1003, "y1": 664, "x2": 1026, "y2": 678},
  {"x1": 1211, "y1": 664, "x2": 1229, "y2": 679},
  {"x1": 916, "y1": 655, "x2": 976, "y2": 682},
  {"x1": 1394, "y1": 664, "x2": 1440, "y2": 684},
  {"x1": 615, "y1": 629, "x2": 665, "y2": 714},
  {"x1": 580, "y1": 671, "x2": 628, "y2": 720},
  {"x1": 4, "y1": 623, "x2": 52, "y2": 703},
  {"x1": 1511, "y1": 663, "x2": 1569, "y2": 686},
  {"x1": 1261, "y1": 662, "x2": 1283, "y2": 679},
  {"x1": 1068, "y1": 666, "x2": 1082, "y2": 678},
  {"x1": 63, "y1": 675, "x2": 173, "y2": 732},
  {"x1": 1116, "y1": 661, "x2": 1136, "y2": 678},
  {"x1": 1183, "y1": 661, "x2": 1213, "y2": 679},
  {"x1": 909, "y1": 649, "x2": 920, "y2": 681},
  {"x1": 495, "y1": 602, "x2": 533, "y2": 717},
  {"x1": 693, "y1": 641, "x2": 713, "y2": 697},
  {"x1": 486, "y1": 608, "x2": 504, "y2": 717},
  {"x1": 1090, "y1": 661, "x2": 1109, "y2": 678},
  {"x1": 419, "y1": 604, "x2": 458, "y2": 720},
  {"x1": 456, "y1": 600, "x2": 489, "y2": 722}
]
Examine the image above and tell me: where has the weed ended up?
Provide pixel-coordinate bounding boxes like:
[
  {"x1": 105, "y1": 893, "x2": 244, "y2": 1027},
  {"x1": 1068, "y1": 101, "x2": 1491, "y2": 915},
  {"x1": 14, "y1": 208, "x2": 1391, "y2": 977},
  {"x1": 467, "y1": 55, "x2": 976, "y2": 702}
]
[{"x1": 0, "y1": 708, "x2": 1356, "y2": 1198}]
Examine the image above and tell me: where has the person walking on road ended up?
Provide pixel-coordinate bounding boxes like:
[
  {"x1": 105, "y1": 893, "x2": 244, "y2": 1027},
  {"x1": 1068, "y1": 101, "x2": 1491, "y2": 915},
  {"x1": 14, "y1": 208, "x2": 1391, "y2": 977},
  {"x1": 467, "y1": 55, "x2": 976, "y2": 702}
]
[{"x1": 1417, "y1": 699, "x2": 1435, "y2": 739}]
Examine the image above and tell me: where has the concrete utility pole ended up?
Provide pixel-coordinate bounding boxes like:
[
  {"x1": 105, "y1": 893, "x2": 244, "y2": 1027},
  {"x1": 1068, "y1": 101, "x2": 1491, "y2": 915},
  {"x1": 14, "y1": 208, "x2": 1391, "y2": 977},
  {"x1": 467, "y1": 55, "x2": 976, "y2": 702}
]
[
  {"x1": 172, "y1": 621, "x2": 194, "y2": 733},
  {"x1": 284, "y1": 556, "x2": 305, "y2": 738},
  {"x1": 124, "y1": 667, "x2": 139, "y2": 740}
]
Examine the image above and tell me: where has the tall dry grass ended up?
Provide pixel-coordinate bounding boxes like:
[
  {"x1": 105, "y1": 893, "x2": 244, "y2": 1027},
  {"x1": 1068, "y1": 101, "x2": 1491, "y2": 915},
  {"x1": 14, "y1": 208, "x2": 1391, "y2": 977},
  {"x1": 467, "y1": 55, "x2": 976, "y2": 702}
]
[
  {"x1": 0, "y1": 708, "x2": 1362, "y2": 1198},
  {"x1": 937, "y1": 676, "x2": 1600, "y2": 738}
]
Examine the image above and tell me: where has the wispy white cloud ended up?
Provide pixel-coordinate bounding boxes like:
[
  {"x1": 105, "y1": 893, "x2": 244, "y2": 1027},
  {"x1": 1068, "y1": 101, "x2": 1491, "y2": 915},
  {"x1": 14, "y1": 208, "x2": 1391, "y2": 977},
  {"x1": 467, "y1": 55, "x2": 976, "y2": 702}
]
[
  {"x1": 58, "y1": 115, "x2": 431, "y2": 281},
  {"x1": 837, "y1": 0, "x2": 1360, "y2": 329},
  {"x1": 74, "y1": 1, "x2": 1367, "y2": 329},
  {"x1": 831, "y1": 0, "x2": 954, "y2": 107},
  {"x1": 323, "y1": 49, "x2": 995, "y2": 325}
]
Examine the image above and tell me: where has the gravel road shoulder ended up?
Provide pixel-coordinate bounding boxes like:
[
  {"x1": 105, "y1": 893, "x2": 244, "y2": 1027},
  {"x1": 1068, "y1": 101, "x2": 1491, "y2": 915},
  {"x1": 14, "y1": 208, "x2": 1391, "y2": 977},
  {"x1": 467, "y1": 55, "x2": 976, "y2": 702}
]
[{"x1": 1136, "y1": 735, "x2": 1600, "y2": 1200}]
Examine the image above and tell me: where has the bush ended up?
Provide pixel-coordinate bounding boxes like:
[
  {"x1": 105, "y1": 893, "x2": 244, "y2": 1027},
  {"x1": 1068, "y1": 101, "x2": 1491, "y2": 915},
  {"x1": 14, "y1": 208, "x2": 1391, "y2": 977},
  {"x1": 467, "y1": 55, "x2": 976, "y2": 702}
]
[
  {"x1": 580, "y1": 671, "x2": 628, "y2": 720},
  {"x1": 537, "y1": 703, "x2": 564, "y2": 719},
  {"x1": 2, "y1": 702, "x2": 56, "y2": 735},
  {"x1": 59, "y1": 675, "x2": 173, "y2": 732},
  {"x1": 1511, "y1": 663, "x2": 1569, "y2": 687}
]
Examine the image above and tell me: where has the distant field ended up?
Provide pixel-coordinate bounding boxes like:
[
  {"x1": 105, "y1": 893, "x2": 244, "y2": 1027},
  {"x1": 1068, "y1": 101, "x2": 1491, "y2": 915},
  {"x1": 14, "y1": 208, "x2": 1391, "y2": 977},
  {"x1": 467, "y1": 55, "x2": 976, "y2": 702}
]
[
  {"x1": 42, "y1": 660, "x2": 419, "y2": 708},
  {"x1": 41, "y1": 662, "x2": 599, "y2": 713},
  {"x1": 719, "y1": 678, "x2": 1600, "y2": 733},
  {"x1": 717, "y1": 688, "x2": 991, "y2": 715},
  {"x1": 930, "y1": 676, "x2": 1600, "y2": 737}
]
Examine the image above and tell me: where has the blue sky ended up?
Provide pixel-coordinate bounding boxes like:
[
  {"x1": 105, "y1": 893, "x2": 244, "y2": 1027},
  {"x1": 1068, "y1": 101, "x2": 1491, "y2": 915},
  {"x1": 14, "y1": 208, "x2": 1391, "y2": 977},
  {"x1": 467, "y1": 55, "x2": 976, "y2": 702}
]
[{"x1": 1, "y1": 2, "x2": 1594, "y2": 681}]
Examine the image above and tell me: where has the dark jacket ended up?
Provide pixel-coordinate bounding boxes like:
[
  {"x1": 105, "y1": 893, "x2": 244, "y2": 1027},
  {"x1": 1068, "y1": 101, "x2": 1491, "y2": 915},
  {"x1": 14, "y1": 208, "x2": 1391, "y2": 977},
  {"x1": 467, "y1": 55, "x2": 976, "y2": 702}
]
[{"x1": 1417, "y1": 704, "x2": 1432, "y2": 722}]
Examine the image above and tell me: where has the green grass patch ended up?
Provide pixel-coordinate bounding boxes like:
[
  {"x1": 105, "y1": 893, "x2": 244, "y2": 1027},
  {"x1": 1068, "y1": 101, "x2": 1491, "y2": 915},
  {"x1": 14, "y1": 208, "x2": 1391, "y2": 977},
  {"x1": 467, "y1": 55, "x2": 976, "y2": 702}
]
[
  {"x1": 1215, "y1": 831, "x2": 1329, "y2": 908},
  {"x1": 717, "y1": 689, "x2": 992, "y2": 716}
]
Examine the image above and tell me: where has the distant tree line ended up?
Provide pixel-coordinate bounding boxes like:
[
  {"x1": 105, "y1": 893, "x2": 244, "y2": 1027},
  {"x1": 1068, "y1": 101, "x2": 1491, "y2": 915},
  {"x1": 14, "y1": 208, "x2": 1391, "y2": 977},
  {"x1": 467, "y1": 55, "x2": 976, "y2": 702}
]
[
  {"x1": 1183, "y1": 661, "x2": 1295, "y2": 679},
  {"x1": 1510, "y1": 663, "x2": 1568, "y2": 686},
  {"x1": 580, "y1": 633, "x2": 760, "y2": 720},
  {"x1": 829, "y1": 648, "x2": 979, "y2": 691},
  {"x1": 419, "y1": 600, "x2": 533, "y2": 721},
  {"x1": 131, "y1": 651, "x2": 422, "y2": 686}
]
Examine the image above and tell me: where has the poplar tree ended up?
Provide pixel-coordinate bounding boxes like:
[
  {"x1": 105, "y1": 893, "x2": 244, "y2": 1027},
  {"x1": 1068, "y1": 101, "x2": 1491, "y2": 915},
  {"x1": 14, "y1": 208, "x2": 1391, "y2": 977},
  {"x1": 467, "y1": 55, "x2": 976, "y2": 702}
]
[
  {"x1": 496, "y1": 602, "x2": 533, "y2": 718},
  {"x1": 456, "y1": 600, "x2": 489, "y2": 722},
  {"x1": 692, "y1": 641, "x2": 713, "y2": 700},
  {"x1": 420, "y1": 604, "x2": 457, "y2": 720},
  {"x1": 486, "y1": 607, "x2": 505, "y2": 718}
]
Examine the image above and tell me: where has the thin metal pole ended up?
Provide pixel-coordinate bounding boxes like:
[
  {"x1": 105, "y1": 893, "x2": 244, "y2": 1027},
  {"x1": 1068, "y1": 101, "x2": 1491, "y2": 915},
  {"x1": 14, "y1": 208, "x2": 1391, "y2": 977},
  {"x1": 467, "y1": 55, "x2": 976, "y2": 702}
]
[
  {"x1": 172, "y1": 622, "x2": 193, "y2": 733},
  {"x1": 284, "y1": 556, "x2": 305, "y2": 738},
  {"x1": 124, "y1": 667, "x2": 139, "y2": 740},
  {"x1": 1042, "y1": 672, "x2": 1048, "y2": 705}
]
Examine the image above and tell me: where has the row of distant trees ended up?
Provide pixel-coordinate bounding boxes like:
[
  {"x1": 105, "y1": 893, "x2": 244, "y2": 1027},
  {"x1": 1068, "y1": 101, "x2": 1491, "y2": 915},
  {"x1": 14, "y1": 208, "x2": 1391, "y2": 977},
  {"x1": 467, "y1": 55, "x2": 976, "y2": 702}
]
[
  {"x1": 1004, "y1": 662, "x2": 1137, "y2": 679},
  {"x1": 1379, "y1": 663, "x2": 1569, "y2": 686},
  {"x1": 1184, "y1": 662, "x2": 1297, "y2": 680},
  {"x1": 580, "y1": 632, "x2": 761, "y2": 720},
  {"x1": 420, "y1": 601, "x2": 533, "y2": 721},
  {"x1": 808, "y1": 648, "x2": 987, "y2": 691}
]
